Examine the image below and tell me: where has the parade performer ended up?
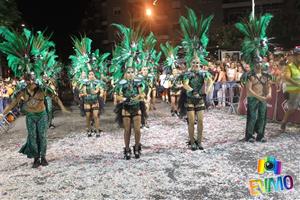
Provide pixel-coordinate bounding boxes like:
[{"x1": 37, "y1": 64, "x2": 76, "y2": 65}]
[
  {"x1": 178, "y1": 8, "x2": 214, "y2": 150},
  {"x1": 281, "y1": 53, "x2": 300, "y2": 132},
  {"x1": 111, "y1": 24, "x2": 147, "y2": 160},
  {"x1": 0, "y1": 27, "x2": 69, "y2": 168},
  {"x1": 160, "y1": 42, "x2": 182, "y2": 116},
  {"x1": 235, "y1": 13, "x2": 273, "y2": 142},
  {"x1": 140, "y1": 33, "x2": 161, "y2": 111},
  {"x1": 44, "y1": 77, "x2": 56, "y2": 129},
  {"x1": 72, "y1": 71, "x2": 88, "y2": 117},
  {"x1": 43, "y1": 60, "x2": 62, "y2": 129},
  {"x1": 69, "y1": 37, "x2": 109, "y2": 137}
]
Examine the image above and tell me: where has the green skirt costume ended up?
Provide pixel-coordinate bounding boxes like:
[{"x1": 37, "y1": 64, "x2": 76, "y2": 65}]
[{"x1": 19, "y1": 110, "x2": 48, "y2": 158}]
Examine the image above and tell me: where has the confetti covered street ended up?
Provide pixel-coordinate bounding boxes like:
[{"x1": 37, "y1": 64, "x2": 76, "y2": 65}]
[{"x1": 0, "y1": 101, "x2": 299, "y2": 200}]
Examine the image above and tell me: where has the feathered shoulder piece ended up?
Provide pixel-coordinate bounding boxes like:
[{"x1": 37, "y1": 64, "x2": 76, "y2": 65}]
[
  {"x1": 235, "y1": 13, "x2": 273, "y2": 69},
  {"x1": 179, "y1": 7, "x2": 213, "y2": 68}
]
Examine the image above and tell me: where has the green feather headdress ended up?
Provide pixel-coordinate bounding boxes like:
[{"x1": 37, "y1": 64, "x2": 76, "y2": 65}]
[
  {"x1": 160, "y1": 41, "x2": 179, "y2": 71},
  {"x1": 235, "y1": 13, "x2": 273, "y2": 69},
  {"x1": 179, "y1": 8, "x2": 213, "y2": 68},
  {"x1": 69, "y1": 36, "x2": 98, "y2": 80},
  {"x1": 92, "y1": 49, "x2": 110, "y2": 79},
  {"x1": 141, "y1": 32, "x2": 161, "y2": 74},
  {"x1": 110, "y1": 23, "x2": 144, "y2": 81},
  {"x1": 0, "y1": 26, "x2": 56, "y2": 79}
]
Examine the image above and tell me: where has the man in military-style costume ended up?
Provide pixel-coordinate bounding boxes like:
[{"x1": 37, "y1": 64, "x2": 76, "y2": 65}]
[
  {"x1": 235, "y1": 13, "x2": 273, "y2": 142},
  {"x1": 245, "y1": 64, "x2": 272, "y2": 142}
]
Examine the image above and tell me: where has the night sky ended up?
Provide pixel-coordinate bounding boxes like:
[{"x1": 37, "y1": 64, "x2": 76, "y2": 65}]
[{"x1": 16, "y1": 0, "x2": 88, "y2": 62}]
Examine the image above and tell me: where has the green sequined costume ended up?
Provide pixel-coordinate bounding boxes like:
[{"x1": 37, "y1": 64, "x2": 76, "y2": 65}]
[
  {"x1": 19, "y1": 110, "x2": 48, "y2": 158},
  {"x1": 168, "y1": 74, "x2": 182, "y2": 95},
  {"x1": 179, "y1": 70, "x2": 211, "y2": 116},
  {"x1": 114, "y1": 79, "x2": 147, "y2": 127}
]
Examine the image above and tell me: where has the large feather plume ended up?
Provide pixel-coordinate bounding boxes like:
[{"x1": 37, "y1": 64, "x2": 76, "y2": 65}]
[
  {"x1": 235, "y1": 13, "x2": 273, "y2": 68},
  {"x1": 0, "y1": 26, "x2": 56, "y2": 79},
  {"x1": 179, "y1": 8, "x2": 213, "y2": 67}
]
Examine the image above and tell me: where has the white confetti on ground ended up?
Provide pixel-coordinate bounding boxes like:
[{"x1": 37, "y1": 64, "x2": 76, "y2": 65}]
[{"x1": 0, "y1": 102, "x2": 299, "y2": 200}]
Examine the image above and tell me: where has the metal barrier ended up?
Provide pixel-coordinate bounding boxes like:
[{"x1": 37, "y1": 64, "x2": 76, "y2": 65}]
[
  {"x1": 0, "y1": 111, "x2": 17, "y2": 135},
  {"x1": 206, "y1": 81, "x2": 242, "y2": 114}
]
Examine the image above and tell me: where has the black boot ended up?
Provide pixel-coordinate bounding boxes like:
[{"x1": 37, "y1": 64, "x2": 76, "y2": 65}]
[
  {"x1": 174, "y1": 110, "x2": 179, "y2": 117},
  {"x1": 32, "y1": 157, "x2": 40, "y2": 168},
  {"x1": 171, "y1": 110, "x2": 175, "y2": 116},
  {"x1": 124, "y1": 148, "x2": 131, "y2": 160},
  {"x1": 133, "y1": 144, "x2": 141, "y2": 159},
  {"x1": 197, "y1": 143, "x2": 204, "y2": 150},
  {"x1": 96, "y1": 129, "x2": 102, "y2": 138},
  {"x1": 41, "y1": 157, "x2": 49, "y2": 166},
  {"x1": 87, "y1": 129, "x2": 92, "y2": 137}
]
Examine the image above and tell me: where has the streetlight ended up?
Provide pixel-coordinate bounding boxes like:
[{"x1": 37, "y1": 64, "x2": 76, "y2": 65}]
[
  {"x1": 145, "y1": 8, "x2": 153, "y2": 33},
  {"x1": 146, "y1": 8, "x2": 152, "y2": 17}
]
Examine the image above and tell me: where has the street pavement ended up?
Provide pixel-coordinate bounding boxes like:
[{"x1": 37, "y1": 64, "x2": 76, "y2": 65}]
[{"x1": 0, "y1": 101, "x2": 299, "y2": 200}]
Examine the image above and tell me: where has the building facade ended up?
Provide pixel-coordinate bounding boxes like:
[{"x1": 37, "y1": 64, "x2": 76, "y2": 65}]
[{"x1": 80, "y1": 0, "x2": 299, "y2": 52}]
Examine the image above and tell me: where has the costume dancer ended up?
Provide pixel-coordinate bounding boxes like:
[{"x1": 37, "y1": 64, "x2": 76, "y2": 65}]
[
  {"x1": 111, "y1": 24, "x2": 147, "y2": 160},
  {"x1": 235, "y1": 13, "x2": 273, "y2": 142},
  {"x1": 139, "y1": 32, "x2": 161, "y2": 112},
  {"x1": 69, "y1": 37, "x2": 109, "y2": 137},
  {"x1": 43, "y1": 62, "x2": 62, "y2": 129},
  {"x1": 160, "y1": 42, "x2": 182, "y2": 116},
  {"x1": 178, "y1": 8, "x2": 214, "y2": 150},
  {"x1": 0, "y1": 27, "x2": 69, "y2": 168}
]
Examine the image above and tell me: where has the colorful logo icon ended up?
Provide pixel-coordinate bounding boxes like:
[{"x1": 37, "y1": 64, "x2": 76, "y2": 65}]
[
  {"x1": 249, "y1": 156, "x2": 294, "y2": 196},
  {"x1": 257, "y1": 156, "x2": 282, "y2": 175}
]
